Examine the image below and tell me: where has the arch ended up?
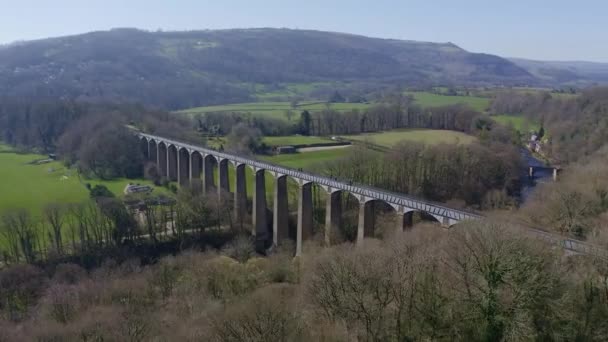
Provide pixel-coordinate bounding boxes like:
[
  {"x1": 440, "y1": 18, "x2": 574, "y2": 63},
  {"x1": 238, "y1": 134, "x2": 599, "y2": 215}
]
[
  {"x1": 322, "y1": 190, "x2": 360, "y2": 243},
  {"x1": 166, "y1": 144, "x2": 178, "y2": 182},
  {"x1": 399, "y1": 209, "x2": 442, "y2": 230},
  {"x1": 148, "y1": 139, "x2": 158, "y2": 163},
  {"x1": 157, "y1": 142, "x2": 168, "y2": 178},
  {"x1": 189, "y1": 151, "x2": 203, "y2": 190},
  {"x1": 359, "y1": 199, "x2": 396, "y2": 240},
  {"x1": 139, "y1": 137, "x2": 149, "y2": 159},
  {"x1": 177, "y1": 147, "x2": 190, "y2": 186},
  {"x1": 203, "y1": 154, "x2": 218, "y2": 193},
  {"x1": 218, "y1": 158, "x2": 231, "y2": 197}
]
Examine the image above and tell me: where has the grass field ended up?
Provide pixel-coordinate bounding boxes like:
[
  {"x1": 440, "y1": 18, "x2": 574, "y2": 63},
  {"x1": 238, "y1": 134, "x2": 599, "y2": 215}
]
[
  {"x1": 262, "y1": 148, "x2": 351, "y2": 169},
  {"x1": 254, "y1": 82, "x2": 334, "y2": 100},
  {"x1": 176, "y1": 101, "x2": 372, "y2": 121},
  {"x1": 211, "y1": 148, "x2": 351, "y2": 204},
  {"x1": 342, "y1": 129, "x2": 476, "y2": 148},
  {"x1": 0, "y1": 147, "x2": 165, "y2": 217},
  {"x1": 491, "y1": 115, "x2": 541, "y2": 132},
  {"x1": 204, "y1": 135, "x2": 334, "y2": 149},
  {"x1": 406, "y1": 92, "x2": 490, "y2": 112}
]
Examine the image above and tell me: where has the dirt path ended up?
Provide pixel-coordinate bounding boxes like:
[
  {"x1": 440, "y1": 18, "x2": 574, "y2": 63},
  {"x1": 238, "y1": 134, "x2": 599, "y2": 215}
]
[{"x1": 297, "y1": 145, "x2": 352, "y2": 153}]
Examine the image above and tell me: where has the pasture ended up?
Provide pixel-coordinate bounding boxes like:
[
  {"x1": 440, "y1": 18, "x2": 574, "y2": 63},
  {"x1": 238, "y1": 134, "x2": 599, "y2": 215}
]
[
  {"x1": 491, "y1": 114, "x2": 541, "y2": 132},
  {"x1": 405, "y1": 91, "x2": 490, "y2": 112},
  {"x1": 341, "y1": 129, "x2": 476, "y2": 148},
  {"x1": 254, "y1": 82, "x2": 335, "y2": 100},
  {"x1": 0, "y1": 147, "x2": 164, "y2": 217},
  {"x1": 175, "y1": 101, "x2": 372, "y2": 121},
  {"x1": 262, "y1": 148, "x2": 351, "y2": 169}
]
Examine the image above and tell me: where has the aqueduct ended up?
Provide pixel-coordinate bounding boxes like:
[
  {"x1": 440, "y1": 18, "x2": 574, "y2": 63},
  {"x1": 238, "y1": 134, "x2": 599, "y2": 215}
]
[{"x1": 138, "y1": 132, "x2": 481, "y2": 255}]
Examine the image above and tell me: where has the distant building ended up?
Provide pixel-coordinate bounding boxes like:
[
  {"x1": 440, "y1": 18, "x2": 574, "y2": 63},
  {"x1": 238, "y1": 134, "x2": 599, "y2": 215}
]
[
  {"x1": 276, "y1": 146, "x2": 296, "y2": 154},
  {"x1": 124, "y1": 183, "x2": 153, "y2": 195}
]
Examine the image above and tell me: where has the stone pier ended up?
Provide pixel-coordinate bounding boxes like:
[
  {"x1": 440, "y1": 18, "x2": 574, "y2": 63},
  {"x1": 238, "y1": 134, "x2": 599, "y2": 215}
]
[
  {"x1": 357, "y1": 201, "x2": 374, "y2": 245},
  {"x1": 167, "y1": 146, "x2": 178, "y2": 182},
  {"x1": 252, "y1": 169, "x2": 268, "y2": 239},
  {"x1": 234, "y1": 163, "x2": 247, "y2": 229},
  {"x1": 324, "y1": 190, "x2": 341, "y2": 246},
  {"x1": 273, "y1": 175, "x2": 289, "y2": 246}
]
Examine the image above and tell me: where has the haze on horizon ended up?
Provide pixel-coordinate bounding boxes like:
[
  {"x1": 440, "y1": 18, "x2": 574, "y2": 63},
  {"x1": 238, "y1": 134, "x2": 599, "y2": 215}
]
[{"x1": 1, "y1": 0, "x2": 607, "y2": 63}]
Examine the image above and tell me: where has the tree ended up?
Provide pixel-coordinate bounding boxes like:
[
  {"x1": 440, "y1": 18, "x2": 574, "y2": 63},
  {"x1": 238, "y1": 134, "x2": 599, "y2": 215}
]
[
  {"x1": 58, "y1": 113, "x2": 145, "y2": 180},
  {"x1": 299, "y1": 111, "x2": 312, "y2": 136},
  {"x1": 225, "y1": 123, "x2": 263, "y2": 155},
  {"x1": 89, "y1": 185, "x2": 114, "y2": 199},
  {"x1": 444, "y1": 221, "x2": 563, "y2": 341},
  {"x1": 329, "y1": 91, "x2": 345, "y2": 103},
  {"x1": 43, "y1": 204, "x2": 66, "y2": 255},
  {"x1": 284, "y1": 109, "x2": 294, "y2": 122}
]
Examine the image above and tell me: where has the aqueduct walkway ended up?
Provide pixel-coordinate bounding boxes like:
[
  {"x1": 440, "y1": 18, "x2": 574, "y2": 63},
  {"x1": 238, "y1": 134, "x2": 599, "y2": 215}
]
[{"x1": 138, "y1": 132, "x2": 481, "y2": 255}]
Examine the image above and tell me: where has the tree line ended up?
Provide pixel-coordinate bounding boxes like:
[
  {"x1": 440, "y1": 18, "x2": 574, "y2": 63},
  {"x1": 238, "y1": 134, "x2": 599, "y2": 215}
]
[
  {"x1": 199, "y1": 99, "x2": 488, "y2": 139},
  {"x1": 0, "y1": 220, "x2": 606, "y2": 341},
  {"x1": 321, "y1": 140, "x2": 521, "y2": 209},
  {"x1": 0, "y1": 99, "x2": 197, "y2": 179},
  {"x1": 0, "y1": 183, "x2": 239, "y2": 267},
  {"x1": 490, "y1": 87, "x2": 608, "y2": 164}
]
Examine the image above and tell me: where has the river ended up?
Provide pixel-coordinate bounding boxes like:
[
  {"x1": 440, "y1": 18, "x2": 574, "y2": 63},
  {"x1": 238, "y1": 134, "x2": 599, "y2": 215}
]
[{"x1": 519, "y1": 148, "x2": 553, "y2": 203}]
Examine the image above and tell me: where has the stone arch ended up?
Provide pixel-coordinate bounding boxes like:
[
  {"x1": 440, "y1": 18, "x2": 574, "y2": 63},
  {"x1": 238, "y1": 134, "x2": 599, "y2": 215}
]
[
  {"x1": 139, "y1": 137, "x2": 149, "y2": 158},
  {"x1": 217, "y1": 158, "x2": 231, "y2": 197},
  {"x1": 203, "y1": 154, "x2": 218, "y2": 192},
  {"x1": 148, "y1": 139, "x2": 158, "y2": 163},
  {"x1": 177, "y1": 147, "x2": 190, "y2": 186},
  {"x1": 358, "y1": 199, "x2": 396, "y2": 239},
  {"x1": 189, "y1": 151, "x2": 203, "y2": 190},
  {"x1": 399, "y1": 209, "x2": 442, "y2": 230},
  {"x1": 320, "y1": 189, "x2": 361, "y2": 243},
  {"x1": 157, "y1": 142, "x2": 168, "y2": 178},
  {"x1": 166, "y1": 144, "x2": 178, "y2": 181}
]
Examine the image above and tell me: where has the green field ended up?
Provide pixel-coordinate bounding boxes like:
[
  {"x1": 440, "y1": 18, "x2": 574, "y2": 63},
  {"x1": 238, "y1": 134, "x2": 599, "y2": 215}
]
[
  {"x1": 406, "y1": 91, "x2": 490, "y2": 112},
  {"x1": 262, "y1": 148, "x2": 351, "y2": 169},
  {"x1": 176, "y1": 101, "x2": 372, "y2": 121},
  {"x1": 212, "y1": 148, "x2": 351, "y2": 204},
  {"x1": 0, "y1": 147, "x2": 165, "y2": 217},
  {"x1": 491, "y1": 115, "x2": 540, "y2": 132},
  {"x1": 342, "y1": 129, "x2": 476, "y2": 148},
  {"x1": 254, "y1": 82, "x2": 335, "y2": 100}
]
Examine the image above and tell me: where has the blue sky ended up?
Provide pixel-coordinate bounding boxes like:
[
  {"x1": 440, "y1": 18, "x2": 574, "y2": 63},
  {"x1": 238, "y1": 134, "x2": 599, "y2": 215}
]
[{"x1": 1, "y1": 0, "x2": 606, "y2": 62}]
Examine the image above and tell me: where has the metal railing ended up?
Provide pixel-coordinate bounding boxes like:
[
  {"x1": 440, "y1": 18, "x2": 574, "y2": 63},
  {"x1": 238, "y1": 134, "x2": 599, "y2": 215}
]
[{"x1": 139, "y1": 132, "x2": 606, "y2": 258}]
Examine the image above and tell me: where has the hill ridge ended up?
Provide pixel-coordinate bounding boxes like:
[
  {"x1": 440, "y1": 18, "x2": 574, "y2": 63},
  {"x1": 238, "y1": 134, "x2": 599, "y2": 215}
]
[{"x1": 0, "y1": 28, "x2": 535, "y2": 108}]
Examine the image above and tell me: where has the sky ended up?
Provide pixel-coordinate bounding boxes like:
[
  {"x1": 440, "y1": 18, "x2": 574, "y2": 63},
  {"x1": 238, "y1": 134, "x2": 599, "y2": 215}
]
[{"x1": 0, "y1": 0, "x2": 607, "y2": 62}]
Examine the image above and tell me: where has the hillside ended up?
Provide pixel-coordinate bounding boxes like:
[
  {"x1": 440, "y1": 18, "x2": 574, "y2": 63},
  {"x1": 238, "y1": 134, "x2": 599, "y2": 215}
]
[
  {"x1": 510, "y1": 58, "x2": 608, "y2": 86},
  {"x1": 0, "y1": 28, "x2": 535, "y2": 109}
]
